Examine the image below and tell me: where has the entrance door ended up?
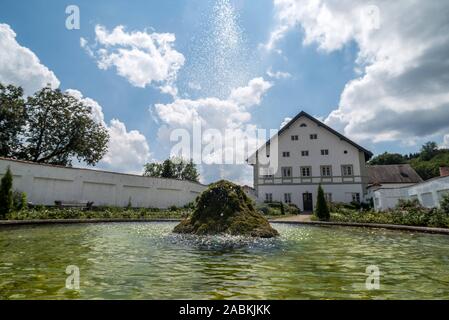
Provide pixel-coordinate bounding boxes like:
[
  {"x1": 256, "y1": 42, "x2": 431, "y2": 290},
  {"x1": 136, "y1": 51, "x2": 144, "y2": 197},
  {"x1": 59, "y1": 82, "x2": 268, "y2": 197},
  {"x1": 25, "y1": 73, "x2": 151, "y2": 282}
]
[{"x1": 302, "y1": 193, "x2": 313, "y2": 212}]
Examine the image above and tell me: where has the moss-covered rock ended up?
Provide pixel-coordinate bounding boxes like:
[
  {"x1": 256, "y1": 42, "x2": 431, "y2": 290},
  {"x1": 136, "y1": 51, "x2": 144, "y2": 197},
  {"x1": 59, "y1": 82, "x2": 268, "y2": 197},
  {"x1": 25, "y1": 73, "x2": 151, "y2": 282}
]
[{"x1": 173, "y1": 180, "x2": 279, "y2": 238}]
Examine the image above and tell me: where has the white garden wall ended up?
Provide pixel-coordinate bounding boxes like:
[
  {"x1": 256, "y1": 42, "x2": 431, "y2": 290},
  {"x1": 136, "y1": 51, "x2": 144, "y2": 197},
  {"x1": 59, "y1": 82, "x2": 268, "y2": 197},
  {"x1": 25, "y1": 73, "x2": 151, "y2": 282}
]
[
  {"x1": 0, "y1": 158, "x2": 207, "y2": 208},
  {"x1": 373, "y1": 176, "x2": 449, "y2": 211}
]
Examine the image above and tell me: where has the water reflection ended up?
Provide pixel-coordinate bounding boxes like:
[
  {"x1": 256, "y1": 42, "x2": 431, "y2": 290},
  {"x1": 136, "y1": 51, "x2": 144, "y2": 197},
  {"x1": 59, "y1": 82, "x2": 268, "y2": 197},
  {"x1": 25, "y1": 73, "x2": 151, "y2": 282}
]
[{"x1": 1, "y1": 222, "x2": 449, "y2": 299}]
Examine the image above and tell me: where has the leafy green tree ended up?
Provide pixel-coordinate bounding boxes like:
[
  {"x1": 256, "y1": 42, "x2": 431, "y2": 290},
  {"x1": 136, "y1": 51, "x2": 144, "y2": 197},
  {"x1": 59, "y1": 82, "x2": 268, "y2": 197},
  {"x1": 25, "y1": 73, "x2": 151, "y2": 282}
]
[
  {"x1": 181, "y1": 159, "x2": 200, "y2": 182},
  {"x1": 0, "y1": 167, "x2": 14, "y2": 219},
  {"x1": 0, "y1": 83, "x2": 27, "y2": 158},
  {"x1": 410, "y1": 151, "x2": 449, "y2": 180},
  {"x1": 143, "y1": 157, "x2": 200, "y2": 182},
  {"x1": 315, "y1": 184, "x2": 330, "y2": 221},
  {"x1": 369, "y1": 152, "x2": 406, "y2": 165},
  {"x1": 143, "y1": 162, "x2": 163, "y2": 177},
  {"x1": 0, "y1": 83, "x2": 109, "y2": 166},
  {"x1": 161, "y1": 159, "x2": 176, "y2": 178},
  {"x1": 420, "y1": 141, "x2": 439, "y2": 161},
  {"x1": 22, "y1": 86, "x2": 109, "y2": 166}
]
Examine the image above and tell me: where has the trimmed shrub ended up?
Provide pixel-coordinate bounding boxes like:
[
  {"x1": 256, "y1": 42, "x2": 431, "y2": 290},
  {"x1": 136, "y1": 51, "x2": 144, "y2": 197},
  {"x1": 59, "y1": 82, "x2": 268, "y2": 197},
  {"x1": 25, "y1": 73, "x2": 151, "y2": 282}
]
[
  {"x1": 286, "y1": 203, "x2": 301, "y2": 215},
  {"x1": 0, "y1": 167, "x2": 14, "y2": 219},
  {"x1": 315, "y1": 184, "x2": 330, "y2": 221},
  {"x1": 396, "y1": 198, "x2": 422, "y2": 211},
  {"x1": 440, "y1": 193, "x2": 449, "y2": 214}
]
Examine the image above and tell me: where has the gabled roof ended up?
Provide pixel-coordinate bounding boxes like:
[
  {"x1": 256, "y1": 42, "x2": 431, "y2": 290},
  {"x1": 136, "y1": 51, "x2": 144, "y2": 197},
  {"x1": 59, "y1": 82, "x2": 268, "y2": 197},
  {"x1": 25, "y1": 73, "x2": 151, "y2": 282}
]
[
  {"x1": 249, "y1": 110, "x2": 373, "y2": 162},
  {"x1": 367, "y1": 164, "x2": 423, "y2": 184}
]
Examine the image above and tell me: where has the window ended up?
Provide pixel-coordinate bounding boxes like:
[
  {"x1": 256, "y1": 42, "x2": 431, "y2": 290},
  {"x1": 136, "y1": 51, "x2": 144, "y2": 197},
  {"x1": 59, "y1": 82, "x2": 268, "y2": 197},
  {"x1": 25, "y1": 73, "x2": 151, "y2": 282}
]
[
  {"x1": 324, "y1": 193, "x2": 332, "y2": 203},
  {"x1": 291, "y1": 135, "x2": 299, "y2": 141},
  {"x1": 310, "y1": 134, "x2": 318, "y2": 140},
  {"x1": 342, "y1": 165, "x2": 353, "y2": 176},
  {"x1": 300, "y1": 123, "x2": 307, "y2": 127},
  {"x1": 352, "y1": 193, "x2": 360, "y2": 203},
  {"x1": 284, "y1": 193, "x2": 292, "y2": 204},
  {"x1": 301, "y1": 150, "x2": 309, "y2": 156},
  {"x1": 282, "y1": 167, "x2": 292, "y2": 178},
  {"x1": 321, "y1": 166, "x2": 332, "y2": 177},
  {"x1": 301, "y1": 166, "x2": 311, "y2": 177},
  {"x1": 282, "y1": 151, "x2": 290, "y2": 157},
  {"x1": 321, "y1": 149, "x2": 329, "y2": 155},
  {"x1": 265, "y1": 193, "x2": 273, "y2": 202}
]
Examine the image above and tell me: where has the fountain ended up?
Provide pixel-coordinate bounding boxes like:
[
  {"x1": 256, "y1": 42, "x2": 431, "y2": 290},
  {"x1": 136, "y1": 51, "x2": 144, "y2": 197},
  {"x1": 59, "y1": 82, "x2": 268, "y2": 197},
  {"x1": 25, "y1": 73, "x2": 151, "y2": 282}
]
[{"x1": 173, "y1": 180, "x2": 279, "y2": 238}]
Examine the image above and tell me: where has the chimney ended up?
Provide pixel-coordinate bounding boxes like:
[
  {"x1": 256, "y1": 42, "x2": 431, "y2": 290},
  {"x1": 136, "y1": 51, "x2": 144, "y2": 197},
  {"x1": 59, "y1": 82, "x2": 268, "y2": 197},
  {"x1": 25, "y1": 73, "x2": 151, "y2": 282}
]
[{"x1": 440, "y1": 167, "x2": 449, "y2": 177}]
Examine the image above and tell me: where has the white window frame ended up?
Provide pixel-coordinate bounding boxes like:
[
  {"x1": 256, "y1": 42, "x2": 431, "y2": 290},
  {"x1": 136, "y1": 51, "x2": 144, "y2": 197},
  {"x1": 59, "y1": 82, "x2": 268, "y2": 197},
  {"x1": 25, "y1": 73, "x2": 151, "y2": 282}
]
[
  {"x1": 265, "y1": 193, "x2": 273, "y2": 202},
  {"x1": 352, "y1": 193, "x2": 360, "y2": 203},
  {"x1": 282, "y1": 167, "x2": 292, "y2": 178},
  {"x1": 284, "y1": 193, "x2": 292, "y2": 204},
  {"x1": 300, "y1": 166, "x2": 311, "y2": 177},
  {"x1": 321, "y1": 165, "x2": 332, "y2": 177},
  {"x1": 342, "y1": 165, "x2": 354, "y2": 176}
]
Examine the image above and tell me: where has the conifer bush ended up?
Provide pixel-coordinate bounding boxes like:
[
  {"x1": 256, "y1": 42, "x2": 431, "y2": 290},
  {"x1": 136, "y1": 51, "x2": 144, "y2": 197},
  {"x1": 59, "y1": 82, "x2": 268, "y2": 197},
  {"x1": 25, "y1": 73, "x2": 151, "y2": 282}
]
[
  {"x1": 0, "y1": 167, "x2": 14, "y2": 219},
  {"x1": 315, "y1": 184, "x2": 330, "y2": 221}
]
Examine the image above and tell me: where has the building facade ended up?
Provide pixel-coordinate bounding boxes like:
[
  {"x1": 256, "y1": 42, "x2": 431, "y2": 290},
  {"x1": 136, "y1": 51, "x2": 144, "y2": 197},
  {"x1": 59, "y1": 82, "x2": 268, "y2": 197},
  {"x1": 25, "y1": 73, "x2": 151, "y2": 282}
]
[{"x1": 248, "y1": 111, "x2": 373, "y2": 211}]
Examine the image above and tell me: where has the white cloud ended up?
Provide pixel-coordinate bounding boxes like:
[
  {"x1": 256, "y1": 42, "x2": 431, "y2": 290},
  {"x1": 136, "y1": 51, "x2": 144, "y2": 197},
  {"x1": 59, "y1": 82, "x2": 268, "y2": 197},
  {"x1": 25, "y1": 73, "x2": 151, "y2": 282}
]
[
  {"x1": 267, "y1": 67, "x2": 292, "y2": 79},
  {"x1": 280, "y1": 117, "x2": 292, "y2": 129},
  {"x1": 0, "y1": 23, "x2": 59, "y2": 95},
  {"x1": 66, "y1": 89, "x2": 151, "y2": 174},
  {"x1": 229, "y1": 77, "x2": 273, "y2": 107},
  {"x1": 154, "y1": 77, "x2": 273, "y2": 184},
  {"x1": 101, "y1": 119, "x2": 151, "y2": 174},
  {"x1": 82, "y1": 25, "x2": 185, "y2": 93},
  {"x1": 268, "y1": 0, "x2": 449, "y2": 145}
]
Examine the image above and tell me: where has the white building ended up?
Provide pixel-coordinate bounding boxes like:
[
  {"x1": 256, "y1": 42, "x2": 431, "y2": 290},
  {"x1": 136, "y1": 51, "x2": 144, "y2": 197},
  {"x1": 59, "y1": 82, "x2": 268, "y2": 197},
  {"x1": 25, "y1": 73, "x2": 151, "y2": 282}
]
[
  {"x1": 372, "y1": 168, "x2": 449, "y2": 211},
  {"x1": 366, "y1": 164, "x2": 423, "y2": 202},
  {"x1": 248, "y1": 111, "x2": 373, "y2": 211}
]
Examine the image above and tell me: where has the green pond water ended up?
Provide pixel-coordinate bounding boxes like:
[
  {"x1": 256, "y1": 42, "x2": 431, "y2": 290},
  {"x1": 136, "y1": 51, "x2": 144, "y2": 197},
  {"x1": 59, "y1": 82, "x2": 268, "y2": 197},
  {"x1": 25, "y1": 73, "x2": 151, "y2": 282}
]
[{"x1": 1, "y1": 222, "x2": 449, "y2": 299}]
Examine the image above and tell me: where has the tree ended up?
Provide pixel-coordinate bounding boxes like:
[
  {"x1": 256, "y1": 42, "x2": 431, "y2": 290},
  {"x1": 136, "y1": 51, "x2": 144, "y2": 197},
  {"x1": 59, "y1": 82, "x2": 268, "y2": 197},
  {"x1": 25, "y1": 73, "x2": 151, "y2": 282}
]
[
  {"x1": 181, "y1": 159, "x2": 200, "y2": 182},
  {"x1": 315, "y1": 184, "x2": 330, "y2": 221},
  {"x1": 0, "y1": 83, "x2": 26, "y2": 158},
  {"x1": 420, "y1": 141, "x2": 439, "y2": 161},
  {"x1": 0, "y1": 167, "x2": 14, "y2": 219},
  {"x1": 143, "y1": 157, "x2": 200, "y2": 182},
  {"x1": 143, "y1": 162, "x2": 162, "y2": 178},
  {"x1": 161, "y1": 159, "x2": 176, "y2": 178},
  {"x1": 21, "y1": 86, "x2": 109, "y2": 166},
  {"x1": 369, "y1": 152, "x2": 406, "y2": 165}
]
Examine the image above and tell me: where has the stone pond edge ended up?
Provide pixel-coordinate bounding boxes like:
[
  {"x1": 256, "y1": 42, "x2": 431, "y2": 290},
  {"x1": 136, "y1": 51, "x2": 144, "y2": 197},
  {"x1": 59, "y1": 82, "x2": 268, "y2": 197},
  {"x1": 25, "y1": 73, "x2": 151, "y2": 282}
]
[{"x1": 0, "y1": 218, "x2": 448, "y2": 235}]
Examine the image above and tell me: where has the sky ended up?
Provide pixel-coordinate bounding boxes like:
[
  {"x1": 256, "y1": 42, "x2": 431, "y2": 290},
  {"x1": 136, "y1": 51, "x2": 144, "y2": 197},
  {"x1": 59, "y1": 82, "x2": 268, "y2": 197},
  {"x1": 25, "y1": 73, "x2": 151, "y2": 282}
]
[{"x1": 1, "y1": 0, "x2": 449, "y2": 185}]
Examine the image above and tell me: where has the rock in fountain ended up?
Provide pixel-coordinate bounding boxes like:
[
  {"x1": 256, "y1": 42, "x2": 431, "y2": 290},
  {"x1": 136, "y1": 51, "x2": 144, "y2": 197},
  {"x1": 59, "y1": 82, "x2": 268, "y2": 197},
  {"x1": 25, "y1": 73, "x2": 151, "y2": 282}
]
[{"x1": 173, "y1": 180, "x2": 279, "y2": 238}]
